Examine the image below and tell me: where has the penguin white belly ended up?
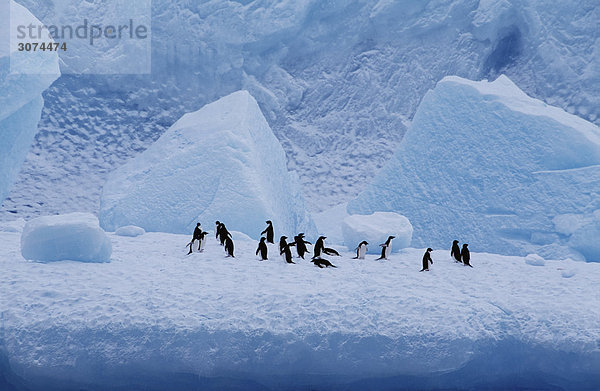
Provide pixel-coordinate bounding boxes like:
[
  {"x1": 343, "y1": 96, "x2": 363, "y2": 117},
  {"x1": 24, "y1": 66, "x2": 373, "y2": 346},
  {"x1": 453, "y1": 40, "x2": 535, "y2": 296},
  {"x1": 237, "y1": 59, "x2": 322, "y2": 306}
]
[
  {"x1": 358, "y1": 246, "x2": 366, "y2": 259},
  {"x1": 200, "y1": 238, "x2": 206, "y2": 252},
  {"x1": 384, "y1": 243, "x2": 392, "y2": 259}
]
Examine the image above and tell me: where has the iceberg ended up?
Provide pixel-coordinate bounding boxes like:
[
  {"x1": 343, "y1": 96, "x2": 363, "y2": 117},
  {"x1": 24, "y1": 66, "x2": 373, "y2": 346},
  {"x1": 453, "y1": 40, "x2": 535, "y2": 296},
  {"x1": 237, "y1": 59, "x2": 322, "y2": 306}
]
[
  {"x1": 100, "y1": 90, "x2": 315, "y2": 238},
  {"x1": 348, "y1": 75, "x2": 600, "y2": 261},
  {"x1": 20, "y1": 212, "x2": 111, "y2": 263},
  {"x1": 0, "y1": 0, "x2": 60, "y2": 206},
  {"x1": 342, "y1": 212, "x2": 412, "y2": 254}
]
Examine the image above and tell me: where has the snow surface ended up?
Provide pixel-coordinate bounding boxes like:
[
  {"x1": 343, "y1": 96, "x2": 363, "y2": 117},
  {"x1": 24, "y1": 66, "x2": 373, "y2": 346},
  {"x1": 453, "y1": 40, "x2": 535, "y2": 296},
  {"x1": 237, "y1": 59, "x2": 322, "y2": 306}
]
[
  {"x1": 3, "y1": 0, "x2": 599, "y2": 218},
  {"x1": 348, "y1": 75, "x2": 600, "y2": 262},
  {"x1": 100, "y1": 90, "x2": 315, "y2": 238},
  {"x1": 1, "y1": 230, "x2": 599, "y2": 390},
  {"x1": 114, "y1": 225, "x2": 145, "y2": 237},
  {"x1": 20, "y1": 212, "x2": 111, "y2": 263},
  {"x1": 0, "y1": 0, "x2": 59, "y2": 207},
  {"x1": 342, "y1": 212, "x2": 412, "y2": 254}
]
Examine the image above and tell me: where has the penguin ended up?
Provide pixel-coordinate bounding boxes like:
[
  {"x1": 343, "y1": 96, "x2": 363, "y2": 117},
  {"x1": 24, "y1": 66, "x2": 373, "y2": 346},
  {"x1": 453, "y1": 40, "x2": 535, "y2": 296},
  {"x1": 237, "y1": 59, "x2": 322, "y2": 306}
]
[
  {"x1": 352, "y1": 241, "x2": 368, "y2": 259},
  {"x1": 187, "y1": 222, "x2": 203, "y2": 255},
  {"x1": 219, "y1": 223, "x2": 231, "y2": 246},
  {"x1": 215, "y1": 221, "x2": 221, "y2": 240},
  {"x1": 313, "y1": 236, "x2": 340, "y2": 258},
  {"x1": 279, "y1": 235, "x2": 288, "y2": 254},
  {"x1": 461, "y1": 244, "x2": 473, "y2": 267},
  {"x1": 279, "y1": 236, "x2": 295, "y2": 264},
  {"x1": 311, "y1": 258, "x2": 337, "y2": 268},
  {"x1": 224, "y1": 236, "x2": 235, "y2": 257},
  {"x1": 261, "y1": 220, "x2": 274, "y2": 244},
  {"x1": 377, "y1": 236, "x2": 395, "y2": 260},
  {"x1": 451, "y1": 240, "x2": 462, "y2": 263},
  {"x1": 256, "y1": 237, "x2": 268, "y2": 260},
  {"x1": 199, "y1": 231, "x2": 208, "y2": 252},
  {"x1": 420, "y1": 248, "x2": 433, "y2": 271},
  {"x1": 290, "y1": 233, "x2": 312, "y2": 259}
]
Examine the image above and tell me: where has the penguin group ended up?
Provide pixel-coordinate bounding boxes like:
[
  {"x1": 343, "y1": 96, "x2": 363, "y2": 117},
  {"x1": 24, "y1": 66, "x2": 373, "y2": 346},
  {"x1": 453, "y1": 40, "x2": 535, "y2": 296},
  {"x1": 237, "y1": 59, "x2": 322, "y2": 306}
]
[{"x1": 186, "y1": 220, "x2": 474, "y2": 271}]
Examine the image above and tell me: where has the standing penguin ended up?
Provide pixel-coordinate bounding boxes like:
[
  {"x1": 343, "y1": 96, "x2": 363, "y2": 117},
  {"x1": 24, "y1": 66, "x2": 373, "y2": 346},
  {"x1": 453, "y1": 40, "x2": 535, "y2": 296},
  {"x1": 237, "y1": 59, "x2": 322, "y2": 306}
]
[
  {"x1": 353, "y1": 241, "x2": 369, "y2": 259},
  {"x1": 256, "y1": 237, "x2": 268, "y2": 261},
  {"x1": 279, "y1": 235, "x2": 288, "y2": 254},
  {"x1": 187, "y1": 222, "x2": 203, "y2": 254},
  {"x1": 451, "y1": 240, "x2": 462, "y2": 263},
  {"x1": 420, "y1": 248, "x2": 433, "y2": 271},
  {"x1": 224, "y1": 236, "x2": 235, "y2": 257},
  {"x1": 219, "y1": 223, "x2": 232, "y2": 246},
  {"x1": 261, "y1": 221, "x2": 274, "y2": 244},
  {"x1": 377, "y1": 236, "x2": 395, "y2": 260},
  {"x1": 290, "y1": 233, "x2": 312, "y2": 259},
  {"x1": 215, "y1": 221, "x2": 221, "y2": 240},
  {"x1": 461, "y1": 244, "x2": 473, "y2": 267},
  {"x1": 279, "y1": 236, "x2": 295, "y2": 264},
  {"x1": 198, "y1": 231, "x2": 208, "y2": 252}
]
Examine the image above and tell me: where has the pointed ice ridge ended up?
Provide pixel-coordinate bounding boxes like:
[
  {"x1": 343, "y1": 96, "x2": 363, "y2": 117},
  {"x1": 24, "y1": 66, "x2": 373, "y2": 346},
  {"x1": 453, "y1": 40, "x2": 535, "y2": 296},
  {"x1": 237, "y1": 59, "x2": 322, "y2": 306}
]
[{"x1": 100, "y1": 90, "x2": 315, "y2": 238}]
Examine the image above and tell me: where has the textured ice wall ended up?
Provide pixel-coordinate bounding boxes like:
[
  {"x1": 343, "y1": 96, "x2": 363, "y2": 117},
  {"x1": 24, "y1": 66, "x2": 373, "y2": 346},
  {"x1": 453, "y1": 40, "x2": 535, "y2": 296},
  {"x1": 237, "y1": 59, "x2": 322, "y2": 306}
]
[
  {"x1": 3, "y1": 0, "x2": 598, "y2": 218},
  {"x1": 100, "y1": 90, "x2": 316, "y2": 238},
  {"x1": 0, "y1": 0, "x2": 59, "y2": 206},
  {"x1": 348, "y1": 75, "x2": 600, "y2": 261}
]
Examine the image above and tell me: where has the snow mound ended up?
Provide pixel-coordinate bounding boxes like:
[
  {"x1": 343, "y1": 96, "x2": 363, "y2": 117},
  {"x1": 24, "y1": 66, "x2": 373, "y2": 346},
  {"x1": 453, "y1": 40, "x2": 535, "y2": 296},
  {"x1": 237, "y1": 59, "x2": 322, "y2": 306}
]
[
  {"x1": 342, "y1": 212, "x2": 412, "y2": 254},
  {"x1": 348, "y1": 75, "x2": 600, "y2": 261},
  {"x1": 21, "y1": 213, "x2": 111, "y2": 263},
  {"x1": 0, "y1": 1, "x2": 60, "y2": 205},
  {"x1": 100, "y1": 90, "x2": 315, "y2": 239},
  {"x1": 115, "y1": 225, "x2": 145, "y2": 237},
  {"x1": 525, "y1": 254, "x2": 545, "y2": 267}
]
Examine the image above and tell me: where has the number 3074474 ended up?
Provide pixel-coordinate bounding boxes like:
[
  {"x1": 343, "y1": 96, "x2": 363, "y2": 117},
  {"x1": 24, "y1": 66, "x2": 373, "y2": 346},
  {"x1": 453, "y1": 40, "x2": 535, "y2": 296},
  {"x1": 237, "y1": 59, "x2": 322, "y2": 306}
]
[{"x1": 17, "y1": 42, "x2": 67, "y2": 51}]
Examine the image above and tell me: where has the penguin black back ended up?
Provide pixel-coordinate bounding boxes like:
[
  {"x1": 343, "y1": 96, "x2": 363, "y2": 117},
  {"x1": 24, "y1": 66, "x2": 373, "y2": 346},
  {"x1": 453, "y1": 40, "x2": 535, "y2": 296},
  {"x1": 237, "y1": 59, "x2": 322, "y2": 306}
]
[
  {"x1": 261, "y1": 220, "x2": 274, "y2": 244},
  {"x1": 256, "y1": 237, "x2": 268, "y2": 260},
  {"x1": 311, "y1": 258, "x2": 337, "y2": 268},
  {"x1": 451, "y1": 240, "x2": 461, "y2": 263},
  {"x1": 313, "y1": 236, "x2": 326, "y2": 258},
  {"x1": 225, "y1": 236, "x2": 235, "y2": 257}
]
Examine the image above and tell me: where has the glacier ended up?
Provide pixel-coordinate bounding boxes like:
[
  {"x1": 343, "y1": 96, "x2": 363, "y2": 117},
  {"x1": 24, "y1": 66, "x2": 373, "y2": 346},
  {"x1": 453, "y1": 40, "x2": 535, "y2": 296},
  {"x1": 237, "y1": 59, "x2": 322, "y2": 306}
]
[
  {"x1": 348, "y1": 75, "x2": 600, "y2": 261},
  {"x1": 2, "y1": 0, "x2": 599, "y2": 218},
  {"x1": 0, "y1": 0, "x2": 59, "y2": 207},
  {"x1": 100, "y1": 90, "x2": 315, "y2": 238},
  {"x1": 1, "y1": 230, "x2": 599, "y2": 390}
]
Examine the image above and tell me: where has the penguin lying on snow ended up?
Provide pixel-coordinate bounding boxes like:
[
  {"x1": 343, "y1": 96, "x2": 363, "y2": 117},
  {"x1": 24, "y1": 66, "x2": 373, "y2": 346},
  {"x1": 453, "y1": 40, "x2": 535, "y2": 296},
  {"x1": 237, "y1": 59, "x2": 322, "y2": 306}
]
[
  {"x1": 311, "y1": 258, "x2": 337, "y2": 268},
  {"x1": 353, "y1": 241, "x2": 368, "y2": 259},
  {"x1": 256, "y1": 237, "x2": 268, "y2": 261},
  {"x1": 313, "y1": 236, "x2": 340, "y2": 258},
  {"x1": 376, "y1": 236, "x2": 395, "y2": 260}
]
